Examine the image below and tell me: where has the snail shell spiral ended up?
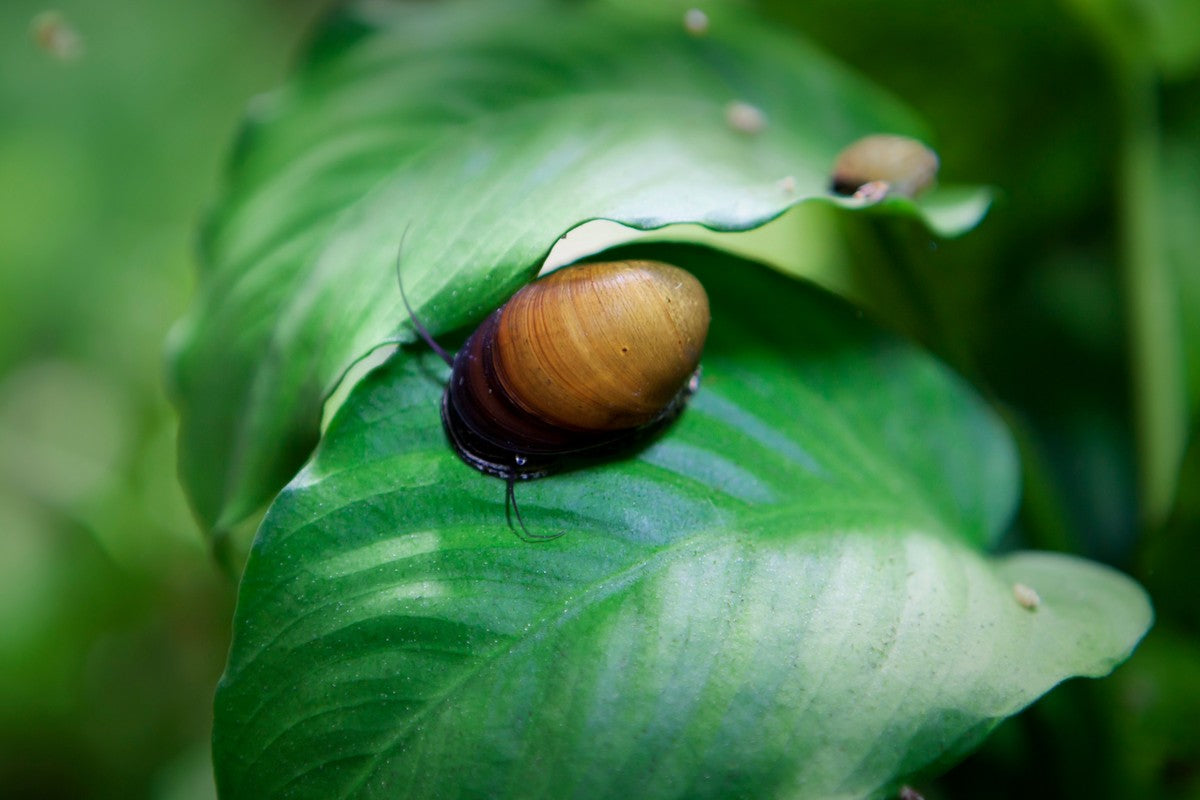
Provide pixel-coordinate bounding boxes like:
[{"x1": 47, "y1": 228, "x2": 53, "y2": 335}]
[{"x1": 442, "y1": 259, "x2": 710, "y2": 480}]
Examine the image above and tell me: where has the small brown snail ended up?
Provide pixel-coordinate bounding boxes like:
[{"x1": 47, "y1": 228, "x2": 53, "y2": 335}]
[
  {"x1": 830, "y1": 134, "x2": 939, "y2": 200},
  {"x1": 401, "y1": 255, "x2": 711, "y2": 540}
]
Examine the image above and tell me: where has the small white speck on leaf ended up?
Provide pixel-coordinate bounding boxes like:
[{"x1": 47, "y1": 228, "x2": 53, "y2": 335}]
[
  {"x1": 725, "y1": 101, "x2": 766, "y2": 135},
  {"x1": 684, "y1": 8, "x2": 709, "y2": 35},
  {"x1": 777, "y1": 175, "x2": 797, "y2": 194},
  {"x1": 1013, "y1": 582, "x2": 1041, "y2": 611}
]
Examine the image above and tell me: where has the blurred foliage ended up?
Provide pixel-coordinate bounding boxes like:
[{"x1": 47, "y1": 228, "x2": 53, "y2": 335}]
[
  {"x1": 0, "y1": 1, "x2": 325, "y2": 798},
  {"x1": 761, "y1": 1, "x2": 1200, "y2": 798},
  {"x1": 0, "y1": 0, "x2": 1196, "y2": 798}
]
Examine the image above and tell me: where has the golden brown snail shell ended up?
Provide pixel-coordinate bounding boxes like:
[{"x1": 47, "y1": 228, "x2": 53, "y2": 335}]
[
  {"x1": 441, "y1": 260, "x2": 710, "y2": 481},
  {"x1": 830, "y1": 134, "x2": 939, "y2": 199}
]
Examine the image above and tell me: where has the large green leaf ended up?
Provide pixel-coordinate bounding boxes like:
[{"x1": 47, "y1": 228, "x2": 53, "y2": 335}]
[
  {"x1": 167, "y1": 0, "x2": 991, "y2": 536},
  {"x1": 214, "y1": 244, "x2": 1150, "y2": 800}
]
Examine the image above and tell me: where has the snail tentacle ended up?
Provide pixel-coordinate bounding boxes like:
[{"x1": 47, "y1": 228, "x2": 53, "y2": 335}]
[
  {"x1": 395, "y1": 238, "x2": 453, "y2": 367},
  {"x1": 505, "y1": 475, "x2": 564, "y2": 542}
]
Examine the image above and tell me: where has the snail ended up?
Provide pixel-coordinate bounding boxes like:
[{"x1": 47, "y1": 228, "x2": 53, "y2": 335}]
[
  {"x1": 399, "y1": 252, "x2": 711, "y2": 540},
  {"x1": 830, "y1": 134, "x2": 939, "y2": 200}
]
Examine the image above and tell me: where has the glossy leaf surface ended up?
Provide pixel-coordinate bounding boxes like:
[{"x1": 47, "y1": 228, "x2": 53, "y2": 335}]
[
  {"x1": 214, "y1": 245, "x2": 1150, "y2": 800},
  {"x1": 167, "y1": 0, "x2": 991, "y2": 535}
]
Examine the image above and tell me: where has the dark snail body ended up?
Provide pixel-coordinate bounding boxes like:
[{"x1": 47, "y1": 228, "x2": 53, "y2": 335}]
[{"x1": 442, "y1": 260, "x2": 710, "y2": 481}]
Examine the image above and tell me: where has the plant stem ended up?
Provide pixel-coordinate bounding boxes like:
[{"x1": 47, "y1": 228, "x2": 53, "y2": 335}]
[{"x1": 1117, "y1": 60, "x2": 1186, "y2": 526}]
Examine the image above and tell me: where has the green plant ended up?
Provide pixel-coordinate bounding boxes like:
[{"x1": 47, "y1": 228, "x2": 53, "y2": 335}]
[{"x1": 168, "y1": 1, "x2": 1155, "y2": 797}]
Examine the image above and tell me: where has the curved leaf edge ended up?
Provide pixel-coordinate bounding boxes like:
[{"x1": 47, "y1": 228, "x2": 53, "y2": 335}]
[{"x1": 170, "y1": 0, "x2": 995, "y2": 538}]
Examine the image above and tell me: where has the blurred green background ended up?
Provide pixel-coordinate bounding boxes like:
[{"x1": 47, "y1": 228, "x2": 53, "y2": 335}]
[
  {"x1": 0, "y1": 1, "x2": 1196, "y2": 798},
  {"x1": 0, "y1": 2, "x2": 323, "y2": 797}
]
